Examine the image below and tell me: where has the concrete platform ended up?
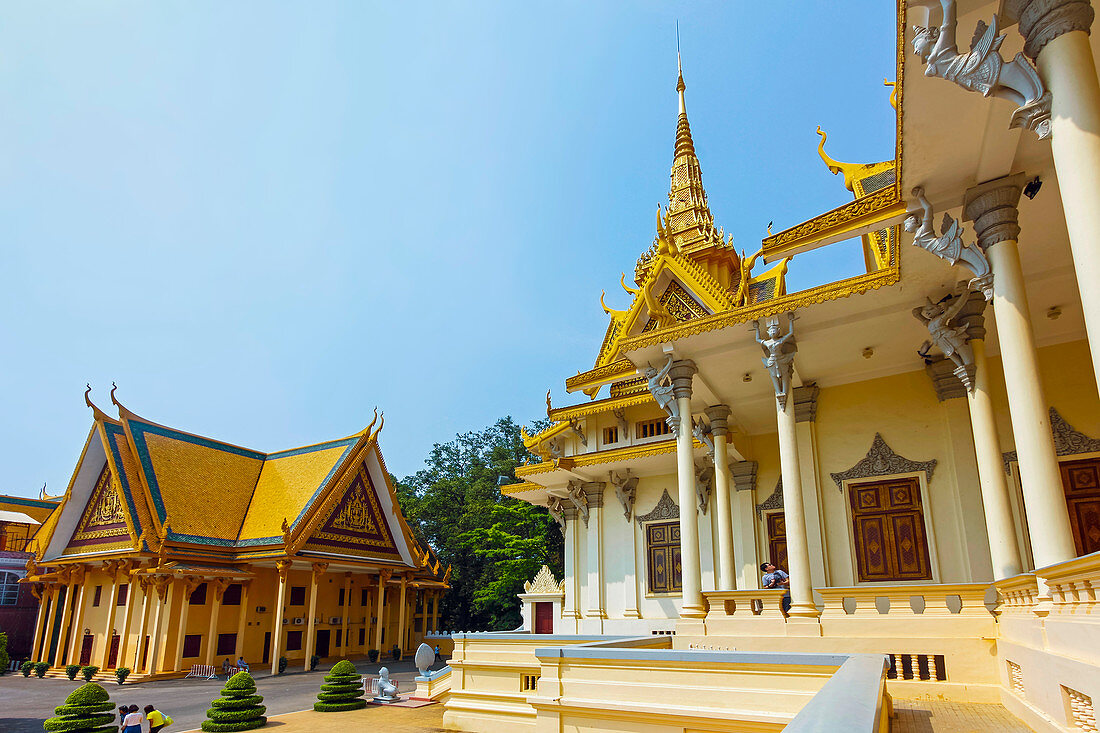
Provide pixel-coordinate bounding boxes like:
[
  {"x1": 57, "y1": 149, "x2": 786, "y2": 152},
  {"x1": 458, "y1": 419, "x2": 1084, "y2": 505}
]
[{"x1": 893, "y1": 699, "x2": 1034, "y2": 732}]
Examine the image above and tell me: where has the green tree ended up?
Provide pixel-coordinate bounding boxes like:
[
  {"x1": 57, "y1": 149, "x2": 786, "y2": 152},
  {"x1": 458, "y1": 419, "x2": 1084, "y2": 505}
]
[{"x1": 395, "y1": 416, "x2": 562, "y2": 631}]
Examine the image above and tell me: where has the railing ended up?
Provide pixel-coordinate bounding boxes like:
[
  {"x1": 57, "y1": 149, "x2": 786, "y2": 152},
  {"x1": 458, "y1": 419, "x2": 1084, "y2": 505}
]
[
  {"x1": 1041, "y1": 552, "x2": 1100, "y2": 617},
  {"x1": 817, "y1": 583, "x2": 991, "y2": 618},
  {"x1": 702, "y1": 589, "x2": 788, "y2": 636},
  {"x1": 994, "y1": 573, "x2": 1041, "y2": 615}
]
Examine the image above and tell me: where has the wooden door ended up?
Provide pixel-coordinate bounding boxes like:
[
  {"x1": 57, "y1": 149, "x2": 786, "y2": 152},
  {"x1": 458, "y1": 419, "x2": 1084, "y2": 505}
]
[
  {"x1": 766, "y1": 513, "x2": 788, "y2": 573},
  {"x1": 315, "y1": 629, "x2": 330, "y2": 658},
  {"x1": 79, "y1": 634, "x2": 94, "y2": 666},
  {"x1": 1060, "y1": 457, "x2": 1100, "y2": 556},
  {"x1": 534, "y1": 602, "x2": 553, "y2": 634},
  {"x1": 108, "y1": 634, "x2": 120, "y2": 668},
  {"x1": 850, "y1": 477, "x2": 932, "y2": 582},
  {"x1": 262, "y1": 632, "x2": 271, "y2": 664}
]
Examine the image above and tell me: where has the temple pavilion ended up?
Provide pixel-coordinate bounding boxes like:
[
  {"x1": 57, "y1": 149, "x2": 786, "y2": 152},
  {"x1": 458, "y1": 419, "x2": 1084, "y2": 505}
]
[
  {"x1": 434, "y1": 2, "x2": 1100, "y2": 732},
  {"x1": 21, "y1": 389, "x2": 448, "y2": 680}
]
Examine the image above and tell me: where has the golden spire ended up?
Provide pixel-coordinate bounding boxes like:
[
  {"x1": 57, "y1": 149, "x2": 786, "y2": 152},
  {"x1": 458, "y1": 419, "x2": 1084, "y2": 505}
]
[{"x1": 665, "y1": 48, "x2": 715, "y2": 252}]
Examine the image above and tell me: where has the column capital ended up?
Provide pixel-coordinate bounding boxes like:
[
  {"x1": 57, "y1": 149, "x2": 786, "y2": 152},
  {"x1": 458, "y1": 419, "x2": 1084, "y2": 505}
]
[
  {"x1": 964, "y1": 174, "x2": 1026, "y2": 250},
  {"x1": 925, "y1": 356, "x2": 971, "y2": 401},
  {"x1": 704, "y1": 405, "x2": 732, "y2": 436},
  {"x1": 582, "y1": 481, "x2": 605, "y2": 508},
  {"x1": 668, "y1": 360, "x2": 697, "y2": 399},
  {"x1": 730, "y1": 460, "x2": 758, "y2": 493},
  {"x1": 793, "y1": 384, "x2": 820, "y2": 423},
  {"x1": 1005, "y1": 0, "x2": 1095, "y2": 60}
]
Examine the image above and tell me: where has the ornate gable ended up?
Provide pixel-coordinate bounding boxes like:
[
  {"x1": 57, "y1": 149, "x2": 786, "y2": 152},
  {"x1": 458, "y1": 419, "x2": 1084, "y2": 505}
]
[
  {"x1": 63, "y1": 464, "x2": 132, "y2": 555},
  {"x1": 301, "y1": 461, "x2": 400, "y2": 559}
]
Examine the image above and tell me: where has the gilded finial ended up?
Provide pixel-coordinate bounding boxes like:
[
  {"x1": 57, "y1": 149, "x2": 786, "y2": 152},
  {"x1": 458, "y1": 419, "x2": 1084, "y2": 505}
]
[
  {"x1": 815, "y1": 125, "x2": 857, "y2": 191},
  {"x1": 362, "y1": 407, "x2": 379, "y2": 437},
  {"x1": 545, "y1": 389, "x2": 553, "y2": 416},
  {"x1": 767, "y1": 221, "x2": 773, "y2": 236},
  {"x1": 281, "y1": 518, "x2": 292, "y2": 546},
  {"x1": 84, "y1": 383, "x2": 93, "y2": 408},
  {"x1": 84, "y1": 383, "x2": 112, "y2": 422},
  {"x1": 109, "y1": 381, "x2": 119, "y2": 406},
  {"x1": 884, "y1": 79, "x2": 897, "y2": 110},
  {"x1": 600, "y1": 290, "x2": 628, "y2": 318},
  {"x1": 369, "y1": 412, "x2": 385, "y2": 443},
  {"x1": 620, "y1": 273, "x2": 640, "y2": 296}
]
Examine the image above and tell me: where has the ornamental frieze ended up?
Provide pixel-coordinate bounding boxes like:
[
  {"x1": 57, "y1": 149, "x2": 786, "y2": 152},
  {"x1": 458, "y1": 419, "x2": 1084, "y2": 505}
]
[{"x1": 829, "y1": 433, "x2": 937, "y2": 491}]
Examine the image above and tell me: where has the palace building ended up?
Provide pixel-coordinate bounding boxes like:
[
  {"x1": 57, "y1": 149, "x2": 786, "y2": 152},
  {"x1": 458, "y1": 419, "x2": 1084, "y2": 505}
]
[
  {"x1": 435, "y1": 2, "x2": 1100, "y2": 732},
  {"x1": 0, "y1": 494, "x2": 59, "y2": 660},
  {"x1": 21, "y1": 391, "x2": 448, "y2": 680}
]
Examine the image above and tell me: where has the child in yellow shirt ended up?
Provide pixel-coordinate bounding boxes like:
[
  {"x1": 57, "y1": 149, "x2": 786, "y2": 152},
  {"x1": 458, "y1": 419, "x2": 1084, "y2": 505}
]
[{"x1": 143, "y1": 705, "x2": 173, "y2": 732}]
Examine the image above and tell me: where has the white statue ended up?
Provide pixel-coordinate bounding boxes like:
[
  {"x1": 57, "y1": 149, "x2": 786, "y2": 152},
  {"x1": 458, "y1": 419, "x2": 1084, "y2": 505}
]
[
  {"x1": 545, "y1": 497, "x2": 565, "y2": 529},
  {"x1": 905, "y1": 187, "x2": 993, "y2": 301},
  {"x1": 692, "y1": 418, "x2": 714, "y2": 459},
  {"x1": 645, "y1": 356, "x2": 680, "y2": 430},
  {"x1": 375, "y1": 666, "x2": 400, "y2": 700},
  {"x1": 753, "y1": 314, "x2": 797, "y2": 407},
  {"x1": 912, "y1": 0, "x2": 1050, "y2": 138},
  {"x1": 694, "y1": 462, "x2": 713, "y2": 514},
  {"x1": 609, "y1": 471, "x2": 638, "y2": 520},
  {"x1": 914, "y1": 289, "x2": 975, "y2": 391},
  {"x1": 566, "y1": 481, "x2": 589, "y2": 526}
]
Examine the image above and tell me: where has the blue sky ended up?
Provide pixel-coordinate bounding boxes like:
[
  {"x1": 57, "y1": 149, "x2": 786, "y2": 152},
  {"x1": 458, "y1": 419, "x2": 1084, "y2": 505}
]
[{"x1": 1, "y1": 2, "x2": 897, "y2": 496}]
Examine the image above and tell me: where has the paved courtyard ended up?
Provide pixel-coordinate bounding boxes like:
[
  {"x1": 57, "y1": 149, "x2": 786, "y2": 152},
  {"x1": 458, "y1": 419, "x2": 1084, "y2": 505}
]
[
  {"x1": 0, "y1": 658, "x2": 446, "y2": 733},
  {"x1": 892, "y1": 699, "x2": 1034, "y2": 733}
]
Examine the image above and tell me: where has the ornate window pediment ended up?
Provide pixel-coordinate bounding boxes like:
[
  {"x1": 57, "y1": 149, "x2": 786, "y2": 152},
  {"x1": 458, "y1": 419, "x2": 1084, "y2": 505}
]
[
  {"x1": 1002, "y1": 408, "x2": 1100, "y2": 473},
  {"x1": 635, "y1": 489, "x2": 679, "y2": 525},
  {"x1": 829, "y1": 433, "x2": 937, "y2": 492}
]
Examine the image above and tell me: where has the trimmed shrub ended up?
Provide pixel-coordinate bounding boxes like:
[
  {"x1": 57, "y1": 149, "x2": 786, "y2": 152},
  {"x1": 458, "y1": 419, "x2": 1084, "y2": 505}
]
[
  {"x1": 312, "y1": 659, "x2": 365, "y2": 712},
  {"x1": 65, "y1": 665, "x2": 81, "y2": 680},
  {"x1": 0, "y1": 632, "x2": 9, "y2": 674},
  {"x1": 277, "y1": 656, "x2": 287, "y2": 675},
  {"x1": 390, "y1": 644, "x2": 401, "y2": 661},
  {"x1": 22, "y1": 660, "x2": 34, "y2": 677},
  {"x1": 200, "y1": 671, "x2": 267, "y2": 732},
  {"x1": 367, "y1": 649, "x2": 379, "y2": 663},
  {"x1": 81, "y1": 666, "x2": 99, "y2": 682},
  {"x1": 42, "y1": 681, "x2": 115, "y2": 733},
  {"x1": 114, "y1": 668, "x2": 129, "y2": 686},
  {"x1": 309, "y1": 654, "x2": 320, "y2": 671},
  {"x1": 35, "y1": 662, "x2": 49, "y2": 678}
]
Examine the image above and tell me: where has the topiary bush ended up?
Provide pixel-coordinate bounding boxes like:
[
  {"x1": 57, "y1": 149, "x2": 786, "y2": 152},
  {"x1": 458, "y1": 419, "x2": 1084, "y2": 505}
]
[
  {"x1": 0, "y1": 632, "x2": 9, "y2": 674},
  {"x1": 200, "y1": 671, "x2": 267, "y2": 732},
  {"x1": 22, "y1": 660, "x2": 34, "y2": 677},
  {"x1": 35, "y1": 662, "x2": 49, "y2": 678},
  {"x1": 309, "y1": 654, "x2": 320, "y2": 671},
  {"x1": 390, "y1": 644, "x2": 401, "y2": 661},
  {"x1": 277, "y1": 656, "x2": 287, "y2": 675},
  {"x1": 43, "y1": 681, "x2": 115, "y2": 733},
  {"x1": 115, "y1": 667, "x2": 130, "y2": 686},
  {"x1": 66, "y1": 664, "x2": 81, "y2": 680},
  {"x1": 367, "y1": 649, "x2": 379, "y2": 663},
  {"x1": 312, "y1": 659, "x2": 365, "y2": 712},
  {"x1": 81, "y1": 666, "x2": 99, "y2": 682}
]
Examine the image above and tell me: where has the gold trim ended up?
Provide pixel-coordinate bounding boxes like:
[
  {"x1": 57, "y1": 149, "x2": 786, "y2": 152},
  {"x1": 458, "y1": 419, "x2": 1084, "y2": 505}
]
[
  {"x1": 515, "y1": 438, "x2": 702, "y2": 480},
  {"x1": 565, "y1": 358, "x2": 636, "y2": 393},
  {"x1": 615, "y1": 265, "x2": 900, "y2": 353},
  {"x1": 500, "y1": 482, "x2": 543, "y2": 496},
  {"x1": 761, "y1": 186, "x2": 904, "y2": 261},
  {"x1": 548, "y1": 391, "x2": 655, "y2": 423}
]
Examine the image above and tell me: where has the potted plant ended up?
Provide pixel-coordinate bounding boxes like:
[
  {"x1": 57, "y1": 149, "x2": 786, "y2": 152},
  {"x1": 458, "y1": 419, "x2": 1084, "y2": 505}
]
[
  {"x1": 21, "y1": 660, "x2": 34, "y2": 677},
  {"x1": 309, "y1": 655, "x2": 320, "y2": 671},
  {"x1": 65, "y1": 664, "x2": 80, "y2": 680},
  {"x1": 81, "y1": 665, "x2": 99, "y2": 682},
  {"x1": 35, "y1": 661, "x2": 49, "y2": 678},
  {"x1": 115, "y1": 667, "x2": 130, "y2": 685},
  {"x1": 368, "y1": 649, "x2": 379, "y2": 664},
  {"x1": 277, "y1": 656, "x2": 287, "y2": 675},
  {"x1": 390, "y1": 644, "x2": 401, "y2": 661}
]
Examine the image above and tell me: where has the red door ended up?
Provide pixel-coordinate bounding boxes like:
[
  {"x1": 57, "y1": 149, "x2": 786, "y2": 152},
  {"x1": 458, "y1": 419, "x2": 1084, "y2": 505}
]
[
  {"x1": 79, "y1": 635, "x2": 94, "y2": 666},
  {"x1": 1060, "y1": 457, "x2": 1100, "y2": 556},
  {"x1": 108, "y1": 635, "x2": 120, "y2": 668},
  {"x1": 534, "y1": 602, "x2": 553, "y2": 634}
]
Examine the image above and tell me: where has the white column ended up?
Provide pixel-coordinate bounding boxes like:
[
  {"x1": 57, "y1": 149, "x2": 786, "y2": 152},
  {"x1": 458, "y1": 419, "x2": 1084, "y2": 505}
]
[
  {"x1": 946, "y1": 293, "x2": 1027, "y2": 580},
  {"x1": 270, "y1": 561, "x2": 291, "y2": 675},
  {"x1": 965, "y1": 179, "x2": 1077, "y2": 573},
  {"x1": 99, "y1": 562, "x2": 120, "y2": 669},
  {"x1": 373, "y1": 570, "x2": 390, "y2": 653},
  {"x1": 147, "y1": 579, "x2": 170, "y2": 673},
  {"x1": 116, "y1": 570, "x2": 139, "y2": 669},
  {"x1": 30, "y1": 584, "x2": 51, "y2": 663},
  {"x1": 1010, "y1": 0, "x2": 1100, "y2": 391},
  {"x1": 65, "y1": 568, "x2": 89, "y2": 665},
  {"x1": 131, "y1": 580, "x2": 151, "y2": 671},
  {"x1": 776, "y1": 386, "x2": 819, "y2": 619},
  {"x1": 670, "y1": 360, "x2": 704, "y2": 618},
  {"x1": 234, "y1": 581, "x2": 250, "y2": 661},
  {"x1": 173, "y1": 578, "x2": 200, "y2": 672},
  {"x1": 583, "y1": 482, "x2": 606, "y2": 623},
  {"x1": 706, "y1": 406, "x2": 735, "y2": 591},
  {"x1": 303, "y1": 563, "x2": 325, "y2": 671},
  {"x1": 561, "y1": 508, "x2": 580, "y2": 630},
  {"x1": 793, "y1": 386, "x2": 828, "y2": 589},
  {"x1": 340, "y1": 573, "x2": 352, "y2": 657},
  {"x1": 396, "y1": 574, "x2": 408, "y2": 653},
  {"x1": 204, "y1": 580, "x2": 228, "y2": 667}
]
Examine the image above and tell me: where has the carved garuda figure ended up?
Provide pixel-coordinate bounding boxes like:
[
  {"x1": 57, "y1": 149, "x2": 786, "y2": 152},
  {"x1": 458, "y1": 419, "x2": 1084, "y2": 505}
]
[
  {"x1": 753, "y1": 313, "x2": 797, "y2": 407},
  {"x1": 914, "y1": 287, "x2": 975, "y2": 391},
  {"x1": 905, "y1": 187, "x2": 993, "y2": 301},
  {"x1": 913, "y1": 0, "x2": 1051, "y2": 138},
  {"x1": 645, "y1": 355, "x2": 680, "y2": 430}
]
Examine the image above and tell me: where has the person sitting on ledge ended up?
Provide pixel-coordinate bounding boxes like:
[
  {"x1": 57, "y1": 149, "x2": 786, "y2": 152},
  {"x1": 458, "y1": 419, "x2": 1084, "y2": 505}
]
[
  {"x1": 236, "y1": 656, "x2": 250, "y2": 672},
  {"x1": 761, "y1": 561, "x2": 792, "y2": 615}
]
